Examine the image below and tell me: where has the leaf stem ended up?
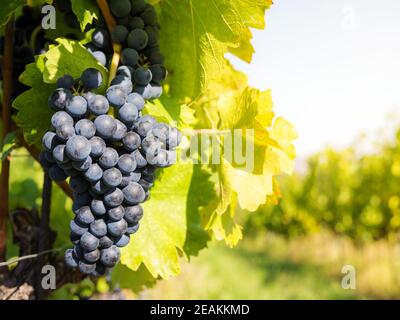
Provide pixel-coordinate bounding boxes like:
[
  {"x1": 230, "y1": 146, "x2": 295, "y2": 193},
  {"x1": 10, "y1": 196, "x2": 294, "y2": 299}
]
[{"x1": 0, "y1": 16, "x2": 15, "y2": 263}]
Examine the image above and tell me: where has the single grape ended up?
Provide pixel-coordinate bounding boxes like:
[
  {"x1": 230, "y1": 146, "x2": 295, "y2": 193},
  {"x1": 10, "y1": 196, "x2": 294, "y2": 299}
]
[
  {"x1": 52, "y1": 144, "x2": 68, "y2": 164},
  {"x1": 134, "y1": 115, "x2": 156, "y2": 137},
  {"x1": 122, "y1": 182, "x2": 146, "y2": 204},
  {"x1": 64, "y1": 249, "x2": 79, "y2": 268},
  {"x1": 126, "y1": 92, "x2": 145, "y2": 111},
  {"x1": 66, "y1": 96, "x2": 88, "y2": 118},
  {"x1": 147, "y1": 84, "x2": 163, "y2": 99},
  {"x1": 117, "y1": 154, "x2": 137, "y2": 174},
  {"x1": 111, "y1": 25, "x2": 129, "y2": 43},
  {"x1": 91, "y1": 50, "x2": 107, "y2": 66},
  {"x1": 130, "y1": 0, "x2": 146, "y2": 14},
  {"x1": 80, "y1": 232, "x2": 100, "y2": 251},
  {"x1": 106, "y1": 85, "x2": 127, "y2": 108},
  {"x1": 167, "y1": 127, "x2": 182, "y2": 149},
  {"x1": 84, "y1": 163, "x2": 103, "y2": 183},
  {"x1": 132, "y1": 149, "x2": 147, "y2": 168},
  {"x1": 98, "y1": 147, "x2": 119, "y2": 169},
  {"x1": 126, "y1": 222, "x2": 139, "y2": 234},
  {"x1": 42, "y1": 131, "x2": 59, "y2": 152},
  {"x1": 142, "y1": 134, "x2": 161, "y2": 155},
  {"x1": 94, "y1": 115, "x2": 117, "y2": 140},
  {"x1": 112, "y1": 119, "x2": 128, "y2": 141},
  {"x1": 72, "y1": 156, "x2": 92, "y2": 172},
  {"x1": 141, "y1": 5, "x2": 157, "y2": 25},
  {"x1": 70, "y1": 176, "x2": 90, "y2": 193},
  {"x1": 117, "y1": 65, "x2": 134, "y2": 79},
  {"x1": 128, "y1": 16, "x2": 144, "y2": 30},
  {"x1": 57, "y1": 74, "x2": 74, "y2": 89},
  {"x1": 48, "y1": 165, "x2": 67, "y2": 181},
  {"x1": 150, "y1": 122, "x2": 169, "y2": 143},
  {"x1": 124, "y1": 205, "x2": 143, "y2": 224},
  {"x1": 65, "y1": 135, "x2": 91, "y2": 161},
  {"x1": 78, "y1": 261, "x2": 96, "y2": 275},
  {"x1": 83, "y1": 91, "x2": 96, "y2": 103},
  {"x1": 104, "y1": 188, "x2": 124, "y2": 207},
  {"x1": 133, "y1": 67, "x2": 152, "y2": 86},
  {"x1": 100, "y1": 246, "x2": 121, "y2": 267},
  {"x1": 102, "y1": 168, "x2": 123, "y2": 188},
  {"x1": 88, "y1": 94, "x2": 109, "y2": 116},
  {"x1": 107, "y1": 219, "x2": 128, "y2": 237},
  {"x1": 91, "y1": 199, "x2": 107, "y2": 216},
  {"x1": 81, "y1": 68, "x2": 103, "y2": 90},
  {"x1": 127, "y1": 29, "x2": 148, "y2": 51},
  {"x1": 107, "y1": 205, "x2": 125, "y2": 221},
  {"x1": 99, "y1": 235, "x2": 114, "y2": 249},
  {"x1": 121, "y1": 48, "x2": 139, "y2": 67},
  {"x1": 70, "y1": 219, "x2": 88, "y2": 237},
  {"x1": 56, "y1": 124, "x2": 75, "y2": 142},
  {"x1": 123, "y1": 131, "x2": 141, "y2": 151},
  {"x1": 48, "y1": 88, "x2": 72, "y2": 110},
  {"x1": 89, "y1": 219, "x2": 108, "y2": 238},
  {"x1": 75, "y1": 206, "x2": 95, "y2": 225},
  {"x1": 51, "y1": 111, "x2": 74, "y2": 130},
  {"x1": 110, "y1": 0, "x2": 131, "y2": 18},
  {"x1": 111, "y1": 75, "x2": 133, "y2": 94},
  {"x1": 89, "y1": 136, "x2": 106, "y2": 157},
  {"x1": 118, "y1": 103, "x2": 138, "y2": 124},
  {"x1": 75, "y1": 119, "x2": 96, "y2": 139},
  {"x1": 115, "y1": 234, "x2": 130, "y2": 247},
  {"x1": 149, "y1": 64, "x2": 167, "y2": 85},
  {"x1": 83, "y1": 249, "x2": 100, "y2": 263},
  {"x1": 92, "y1": 28, "x2": 110, "y2": 49}
]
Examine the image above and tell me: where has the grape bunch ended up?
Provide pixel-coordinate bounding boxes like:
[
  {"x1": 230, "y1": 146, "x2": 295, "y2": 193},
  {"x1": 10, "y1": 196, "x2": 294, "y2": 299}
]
[
  {"x1": 39, "y1": 68, "x2": 180, "y2": 276},
  {"x1": 85, "y1": 0, "x2": 167, "y2": 100}
]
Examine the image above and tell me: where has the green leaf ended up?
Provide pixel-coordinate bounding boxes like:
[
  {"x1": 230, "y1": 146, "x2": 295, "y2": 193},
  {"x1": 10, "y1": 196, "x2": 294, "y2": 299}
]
[
  {"x1": 43, "y1": 39, "x2": 108, "y2": 92},
  {"x1": 13, "y1": 85, "x2": 54, "y2": 146},
  {"x1": 0, "y1": 132, "x2": 18, "y2": 161},
  {"x1": 71, "y1": 0, "x2": 98, "y2": 31},
  {"x1": 157, "y1": 0, "x2": 272, "y2": 101},
  {"x1": 0, "y1": 0, "x2": 24, "y2": 26},
  {"x1": 120, "y1": 163, "x2": 193, "y2": 279}
]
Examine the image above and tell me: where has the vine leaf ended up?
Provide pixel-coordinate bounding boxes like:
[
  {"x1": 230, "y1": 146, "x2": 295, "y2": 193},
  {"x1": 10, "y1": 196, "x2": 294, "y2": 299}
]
[
  {"x1": 71, "y1": 0, "x2": 99, "y2": 31},
  {"x1": 157, "y1": 0, "x2": 272, "y2": 101},
  {"x1": 43, "y1": 38, "x2": 108, "y2": 92},
  {"x1": 0, "y1": 0, "x2": 24, "y2": 26},
  {"x1": 0, "y1": 132, "x2": 18, "y2": 161},
  {"x1": 120, "y1": 163, "x2": 193, "y2": 279}
]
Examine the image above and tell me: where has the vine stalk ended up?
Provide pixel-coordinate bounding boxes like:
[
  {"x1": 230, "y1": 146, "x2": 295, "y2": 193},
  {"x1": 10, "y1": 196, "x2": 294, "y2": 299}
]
[
  {"x1": 0, "y1": 16, "x2": 15, "y2": 263},
  {"x1": 96, "y1": 0, "x2": 121, "y2": 86}
]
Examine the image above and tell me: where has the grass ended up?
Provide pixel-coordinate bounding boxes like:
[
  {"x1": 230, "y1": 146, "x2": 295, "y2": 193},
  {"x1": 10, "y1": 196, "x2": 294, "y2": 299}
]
[{"x1": 141, "y1": 232, "x2": 400, "y2": 300}]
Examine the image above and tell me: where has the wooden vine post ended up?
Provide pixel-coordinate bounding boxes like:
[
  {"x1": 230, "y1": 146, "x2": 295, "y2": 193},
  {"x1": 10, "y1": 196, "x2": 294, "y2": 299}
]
[{"x1": 0, "y1": 16, "x2": 14, "y2": 264}]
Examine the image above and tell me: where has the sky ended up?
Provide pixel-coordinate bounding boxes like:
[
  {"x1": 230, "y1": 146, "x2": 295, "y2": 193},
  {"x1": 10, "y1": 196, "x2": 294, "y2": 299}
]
[{"x1": 229, "y1": 0, "x2": 400, "y2": 157}]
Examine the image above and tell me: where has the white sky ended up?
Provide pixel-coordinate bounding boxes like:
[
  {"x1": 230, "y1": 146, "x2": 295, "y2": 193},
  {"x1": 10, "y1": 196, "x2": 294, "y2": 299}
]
[{"x1": 229, "y1": 0, "x2": 400, "y2": 157}]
